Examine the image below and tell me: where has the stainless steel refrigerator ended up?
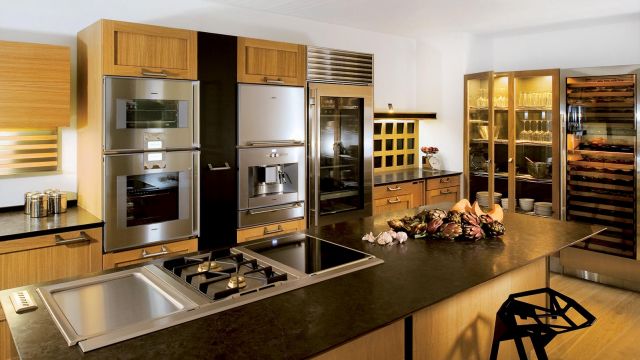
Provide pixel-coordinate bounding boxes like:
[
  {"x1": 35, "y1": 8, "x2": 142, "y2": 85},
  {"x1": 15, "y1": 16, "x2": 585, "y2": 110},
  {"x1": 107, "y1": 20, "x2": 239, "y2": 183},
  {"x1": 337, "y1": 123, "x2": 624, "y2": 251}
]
[
  {"x1": 561, "y1": 64, "x2": 640, "y2": 260},
  {"x1": 307, "y1": 47, "x2": 374, "y2": 227}
]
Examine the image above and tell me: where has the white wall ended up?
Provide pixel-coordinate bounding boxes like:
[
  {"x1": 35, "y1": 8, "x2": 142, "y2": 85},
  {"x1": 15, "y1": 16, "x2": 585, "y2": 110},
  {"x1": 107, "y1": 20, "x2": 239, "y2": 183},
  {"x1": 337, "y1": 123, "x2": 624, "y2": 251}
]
[{"x1": 0, "y1": 0, "x2": 417, "y2": 207}]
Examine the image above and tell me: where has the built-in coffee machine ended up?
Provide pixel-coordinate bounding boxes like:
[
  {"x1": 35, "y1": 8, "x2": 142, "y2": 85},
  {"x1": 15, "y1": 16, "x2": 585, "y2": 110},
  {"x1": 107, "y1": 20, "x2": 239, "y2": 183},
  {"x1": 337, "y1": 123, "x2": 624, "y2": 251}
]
[{"x1": 237, "y1": 84, "x2": 305, "y2": 228}]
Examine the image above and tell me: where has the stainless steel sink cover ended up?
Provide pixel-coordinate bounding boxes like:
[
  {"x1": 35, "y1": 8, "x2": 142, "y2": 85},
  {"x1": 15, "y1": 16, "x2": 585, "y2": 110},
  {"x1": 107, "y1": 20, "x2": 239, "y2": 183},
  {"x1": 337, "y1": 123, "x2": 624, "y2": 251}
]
[{"x1": 37, "y1": 265, "x2": 208, "y2": 352}]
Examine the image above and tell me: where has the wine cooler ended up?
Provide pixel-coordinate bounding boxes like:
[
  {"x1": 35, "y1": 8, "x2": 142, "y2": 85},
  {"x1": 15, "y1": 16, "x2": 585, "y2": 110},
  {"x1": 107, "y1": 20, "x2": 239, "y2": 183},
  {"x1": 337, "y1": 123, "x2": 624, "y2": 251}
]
[{"x1": 563, "y1": 65, "x2": 639, "y2": 259}]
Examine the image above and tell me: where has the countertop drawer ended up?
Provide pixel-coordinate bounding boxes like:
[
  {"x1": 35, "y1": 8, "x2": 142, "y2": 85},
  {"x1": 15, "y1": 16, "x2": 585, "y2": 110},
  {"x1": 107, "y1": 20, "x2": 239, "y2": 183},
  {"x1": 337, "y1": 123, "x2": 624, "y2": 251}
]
[
  {"x1": 102, "y1": 238, "x2": 198, "y2": 269},
  {"x1": 425, "y1": 186, "x2": 459, "y2": 206},
  {"x1": 426, "y1": 175, "x2": 460, "y2": 190},
  {"x1": 374, "y1": 180, "x2": 424, "y2": 200}
]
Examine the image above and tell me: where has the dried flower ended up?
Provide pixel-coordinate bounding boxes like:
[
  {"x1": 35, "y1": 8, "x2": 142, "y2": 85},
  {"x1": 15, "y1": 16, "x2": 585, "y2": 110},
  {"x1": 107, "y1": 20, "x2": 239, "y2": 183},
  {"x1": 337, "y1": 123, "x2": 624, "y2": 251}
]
[{"x1": 420, "y1": 146, "x2": 439, "y2": 154}]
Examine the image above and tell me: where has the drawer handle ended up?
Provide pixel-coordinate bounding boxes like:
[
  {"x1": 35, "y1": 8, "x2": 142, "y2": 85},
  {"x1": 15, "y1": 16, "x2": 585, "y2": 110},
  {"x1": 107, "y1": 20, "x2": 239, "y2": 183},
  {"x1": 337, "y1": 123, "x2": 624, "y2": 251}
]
[
  {"x1": 55, "y1": 231, "x2": 92, "y2": 245},
  {"x1": 440, "y1": 189, "x2": 452, "y2": 195},
  {"x1": 264, "y1": 225, "x2": 284, "y2": 235},
  {"x1": 440, "y1": 177, "x2": 450, "y2": 183},
  {"x1": 141, "y1": 245, "x2": 169, "y2": 259},
  {"x1": 208, "y1": 162, "x2": 231, "y2": 171},
  {"x1": 248, "y1": 203, "x2": 302, "y2": 215},
  {"x1": 388, "y1": 197, "x2": 401, "y2": 204},
  {"x1": 387, "y1": 186, "x2": 402, "y2": 191},
  {"x1": 141, "y1": 69, "x2": 169, "y2": 77},
  {"x1": 264, "y1": 77, "x2": 284, "y2": 84}
]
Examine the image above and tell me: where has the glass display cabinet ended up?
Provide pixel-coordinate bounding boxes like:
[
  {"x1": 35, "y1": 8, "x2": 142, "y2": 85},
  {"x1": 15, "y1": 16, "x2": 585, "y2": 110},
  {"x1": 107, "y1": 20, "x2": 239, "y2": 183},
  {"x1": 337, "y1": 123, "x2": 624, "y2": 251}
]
[{"x1": 464, "y1": 69, "x2": 560, "y2": 219}]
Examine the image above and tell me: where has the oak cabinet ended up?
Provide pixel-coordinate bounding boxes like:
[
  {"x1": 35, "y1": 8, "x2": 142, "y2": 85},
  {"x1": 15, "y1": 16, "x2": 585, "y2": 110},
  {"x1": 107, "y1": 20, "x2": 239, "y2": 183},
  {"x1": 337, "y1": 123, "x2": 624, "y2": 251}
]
[
  {"x1": 312, "y1": 319, "x2": 404, "y2": 360},
  {"x1": 101, "y1": 20, "x2": 197, "y2": 79},
  {"x1": 0, "y1": 40, "x2": 70, "y2": 128},
  {"x1": 237, "y1": 219, "x2": 306, "y2": 243},
  {"x1": 0, "y1": 227, "x2": 102, "y2": 359},
  {"x1": 373, "y1": 180, "x2": 424, "y2": 215},
  {"x1": 425, "y1": 176, "x2": 460, "y2": 205},
  {"x1": 237, "y1": 37, "x2": 306, "y2": 86},
  {"x1": 102, "y1": 238, "x2": 198, "y2": 269}
]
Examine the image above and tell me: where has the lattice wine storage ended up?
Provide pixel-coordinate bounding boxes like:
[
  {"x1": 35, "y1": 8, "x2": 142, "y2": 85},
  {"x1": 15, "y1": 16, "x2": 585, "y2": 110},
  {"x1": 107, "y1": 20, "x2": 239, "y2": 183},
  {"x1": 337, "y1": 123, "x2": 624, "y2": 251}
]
[{"x1": 373, "y1": 120, "x2": 418, "y2": 171}]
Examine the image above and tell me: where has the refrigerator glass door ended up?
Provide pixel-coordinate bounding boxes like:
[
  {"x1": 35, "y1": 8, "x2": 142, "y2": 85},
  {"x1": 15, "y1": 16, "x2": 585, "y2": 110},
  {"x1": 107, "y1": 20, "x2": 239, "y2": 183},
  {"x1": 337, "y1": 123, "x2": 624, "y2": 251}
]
[
  {"x1": 565, "y1": 73, "x2": 637, "y2": 258},
  {"x1": 318, "y1": 96, "x2": 363, "y2": 215},
  {"x1": 309, "y1": 83, "x2": 372, "y2": 227}
]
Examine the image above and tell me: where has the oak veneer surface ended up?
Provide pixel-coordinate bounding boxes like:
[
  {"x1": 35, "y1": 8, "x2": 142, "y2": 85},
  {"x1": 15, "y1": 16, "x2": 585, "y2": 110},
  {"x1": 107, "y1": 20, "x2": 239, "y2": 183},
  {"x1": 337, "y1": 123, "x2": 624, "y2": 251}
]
[
  {"x1": 0, "y1": 208, "x2": 603, "y2": 359},
  {"x1": 0, "y1": 40, "x2": 70, "y2": 128}
]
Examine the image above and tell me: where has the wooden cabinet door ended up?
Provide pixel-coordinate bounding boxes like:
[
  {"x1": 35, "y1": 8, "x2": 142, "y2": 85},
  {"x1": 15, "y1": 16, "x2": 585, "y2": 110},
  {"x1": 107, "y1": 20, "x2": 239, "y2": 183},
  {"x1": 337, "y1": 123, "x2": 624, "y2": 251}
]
[
  {"x1": 102, "y1": 20, "x2": 197, "y2": 79},
  {"x1": 237, "y1": 219, "x2": 306, "y2": 243},
  {"x1": 425, "y1": 186, "x2": 459, "y2": 205},
  {"x1": 237, "y1": 37, "x2": 306, "y2": 86},
  {"x1": 0, "y1": 228, "x2": 102, "y2": 291},
  {"x1": 0, "y1": 40, "x2": 70, "y2": 128},
  {"x1": 1, "y1": 308, "x2": 18, "y2": 360},
  {"x1": 374, "y1": 194, "x2": 413, "y2": 215},
  {"x1": 102, "y1": 238, "x2": 198, "y2": 269}
]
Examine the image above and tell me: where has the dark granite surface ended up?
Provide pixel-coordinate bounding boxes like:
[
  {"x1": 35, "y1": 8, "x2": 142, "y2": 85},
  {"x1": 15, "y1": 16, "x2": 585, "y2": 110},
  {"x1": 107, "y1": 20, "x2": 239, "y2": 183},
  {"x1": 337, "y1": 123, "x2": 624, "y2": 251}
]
[
  {"x1": 1, "y1": 208, "x2": 603, "y2": 359},
  {"x1": 0, "y1": 206, "x2": 103, "y2": 242},
  {"x1": 374, "y1": 168, "x2": 462, "y2": 186}
]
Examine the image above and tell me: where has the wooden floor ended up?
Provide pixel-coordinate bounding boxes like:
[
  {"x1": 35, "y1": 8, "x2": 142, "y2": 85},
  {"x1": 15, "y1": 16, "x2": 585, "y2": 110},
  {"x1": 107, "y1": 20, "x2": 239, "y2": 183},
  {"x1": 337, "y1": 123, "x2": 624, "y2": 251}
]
[{"x1": 544, "y1": 274, "x2": 640, "y2": 360}]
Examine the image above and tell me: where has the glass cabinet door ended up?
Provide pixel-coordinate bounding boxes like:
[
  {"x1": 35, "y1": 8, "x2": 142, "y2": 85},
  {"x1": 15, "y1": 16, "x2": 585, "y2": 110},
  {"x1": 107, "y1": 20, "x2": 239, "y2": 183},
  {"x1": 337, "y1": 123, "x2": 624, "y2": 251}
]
[
  {"x1": 465, "y1": 73, "x2": 492, "y2": 205},
  {"x1": 318, "y1": 96, "x2": 364, "y2": 215},
  {"x1": 514, "y1": 72, "x2": 557, "y2": 217},
  {"x1": 493, "y1": 74, "x2": 510, "y2": 210}
]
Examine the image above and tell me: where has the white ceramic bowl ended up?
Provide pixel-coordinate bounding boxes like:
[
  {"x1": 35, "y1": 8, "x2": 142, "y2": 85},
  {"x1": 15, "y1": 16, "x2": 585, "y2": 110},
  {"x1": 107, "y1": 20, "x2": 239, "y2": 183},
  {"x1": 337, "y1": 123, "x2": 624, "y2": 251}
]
[
  {"x1": 519, "y1": 198, "x2": 534, "y2": 212},
  {"x1": 501, "y1": 198, "x2": 510, "y2": 210}
]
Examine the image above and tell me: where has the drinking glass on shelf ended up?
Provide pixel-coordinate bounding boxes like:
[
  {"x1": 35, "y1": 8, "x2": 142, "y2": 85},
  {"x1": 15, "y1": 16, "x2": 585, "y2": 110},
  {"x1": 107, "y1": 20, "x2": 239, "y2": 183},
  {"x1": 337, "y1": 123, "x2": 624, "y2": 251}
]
[
  {"x1": 534, "y1": 120, "x2": 543, "y2": 142},
  {"x1": 519, "y1": 119, "x2": 528, "y2": 140},
  {"x1": 545, "y1": 119, "x2": 552, "y2": 142}
]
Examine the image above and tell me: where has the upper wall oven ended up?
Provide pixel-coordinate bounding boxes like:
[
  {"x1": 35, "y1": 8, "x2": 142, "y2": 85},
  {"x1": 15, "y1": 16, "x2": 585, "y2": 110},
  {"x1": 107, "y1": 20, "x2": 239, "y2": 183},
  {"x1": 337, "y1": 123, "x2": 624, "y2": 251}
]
[{"x1": 104, "y1": 77, "x2": 199, "y2": 153}]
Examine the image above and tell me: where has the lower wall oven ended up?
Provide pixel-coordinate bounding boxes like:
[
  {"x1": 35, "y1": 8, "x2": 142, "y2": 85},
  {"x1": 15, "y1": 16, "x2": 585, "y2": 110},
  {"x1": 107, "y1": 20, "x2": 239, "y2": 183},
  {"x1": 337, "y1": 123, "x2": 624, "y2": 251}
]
[{"x1": 103, "y1": 150, "x2": 199, "y2": 252}]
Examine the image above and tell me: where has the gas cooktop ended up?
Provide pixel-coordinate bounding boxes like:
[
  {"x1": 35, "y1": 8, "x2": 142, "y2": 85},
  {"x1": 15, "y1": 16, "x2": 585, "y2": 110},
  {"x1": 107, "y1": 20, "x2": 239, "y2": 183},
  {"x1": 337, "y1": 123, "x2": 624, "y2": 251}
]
[{"x1": 37, "y1": 232, "x2": 383, "y2": 352}]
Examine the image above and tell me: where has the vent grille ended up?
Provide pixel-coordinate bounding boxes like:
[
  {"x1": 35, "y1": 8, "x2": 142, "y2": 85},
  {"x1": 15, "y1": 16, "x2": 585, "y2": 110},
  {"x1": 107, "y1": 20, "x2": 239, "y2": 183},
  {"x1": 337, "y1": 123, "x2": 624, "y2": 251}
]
[
  {"x1": 307, "y1": 46, "x2": 373, "y2": 85},
  {"x1": 0, "y1": 129, "x2": 59, "y2": 175}
]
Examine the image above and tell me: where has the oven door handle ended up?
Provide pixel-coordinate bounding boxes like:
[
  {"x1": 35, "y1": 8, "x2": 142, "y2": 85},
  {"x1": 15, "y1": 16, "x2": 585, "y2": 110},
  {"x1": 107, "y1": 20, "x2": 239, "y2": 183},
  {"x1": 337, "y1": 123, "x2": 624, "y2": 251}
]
[
  {"x1": 247, "y1": 203, "x2": 302, "y2": 215},
  {"x1": 208, "y1": 162, "x2": 231, "y2": 171}
]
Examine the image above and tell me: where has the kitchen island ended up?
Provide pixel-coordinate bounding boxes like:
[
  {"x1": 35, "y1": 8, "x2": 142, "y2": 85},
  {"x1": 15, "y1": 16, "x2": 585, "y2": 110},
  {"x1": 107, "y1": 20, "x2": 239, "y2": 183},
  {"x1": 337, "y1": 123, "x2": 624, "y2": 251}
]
[{"x1": 0, "y1": 207, "x2": 603, "y2": 359}]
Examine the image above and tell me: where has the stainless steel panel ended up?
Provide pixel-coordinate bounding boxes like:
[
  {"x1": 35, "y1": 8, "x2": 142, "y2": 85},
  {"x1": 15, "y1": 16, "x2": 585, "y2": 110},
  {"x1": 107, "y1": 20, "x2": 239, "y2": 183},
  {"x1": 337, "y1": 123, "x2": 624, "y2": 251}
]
[
  {"x1": 104, "y1": 77, "x2": 199, "y2": 152},
  {"x1": 103, "y1": 151, "x2": 198, "y2": 252},
  {"x1": 237, "y1": 84, "x2": 305, "y2": 146},
  {"x1": 307, "y1": 47, "x2": 374, "y2": 85},
  {"x1": 237, "y1": 202, "x2": 305, "y2": 228},
  {"x1": 307, "y1": 83, "x2": 373, "y2": 228},
  {"x1": 238, "y1": 146, "x2": 306, "y2": 210},
  {"x1": 36, "y1": 265, "x2": 208, "y2": 350}
]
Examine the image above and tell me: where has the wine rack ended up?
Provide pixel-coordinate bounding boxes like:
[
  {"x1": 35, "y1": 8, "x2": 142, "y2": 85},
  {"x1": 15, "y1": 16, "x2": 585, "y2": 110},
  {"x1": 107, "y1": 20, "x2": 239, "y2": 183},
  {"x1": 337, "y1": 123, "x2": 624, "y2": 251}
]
[{"x1": 566, "y1": 74, "x2": 636, "y2": 258}]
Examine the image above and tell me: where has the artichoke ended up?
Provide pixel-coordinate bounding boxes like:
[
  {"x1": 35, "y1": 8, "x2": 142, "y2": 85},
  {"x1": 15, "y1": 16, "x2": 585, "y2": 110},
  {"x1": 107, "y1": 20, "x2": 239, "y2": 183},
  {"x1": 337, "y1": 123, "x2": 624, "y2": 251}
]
[
  {"x1": 461, "y1": 212, "x2": 480, "y2": 226},
  {"x1": 387, "y1": 218, "x2": 406, "y2": 231},
  {"x1": 411, "y1": 222, "x2": 428, "y2": 237},
  {"x1": 485, "y1": 221, "x2": 506, "y2": 237},
  {"x1": 479, "y1": 214, "x2": 494, "y2": 225},
  {"x1": 462, "y1": 224, "x2": 485, "y2": 241},
  {"x1": 439, "y1": 222, "x2": 463, "y2": 240},
  {"x1": 426, "y1": 209, "x2": 448, "y2": 222},
  {"x1": 445, "y1": 210, "x2": 463, "y2": 225},
  {"x1": 427, "y1": 218, "x2": 444, "y2": 234}
]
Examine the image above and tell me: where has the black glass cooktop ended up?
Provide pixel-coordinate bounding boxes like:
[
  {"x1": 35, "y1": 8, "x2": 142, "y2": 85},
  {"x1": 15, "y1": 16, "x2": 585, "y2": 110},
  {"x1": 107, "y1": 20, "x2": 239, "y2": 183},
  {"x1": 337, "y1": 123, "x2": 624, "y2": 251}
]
[{"x1": 242, "y1": 233, "x2": 372, "y2": 275}]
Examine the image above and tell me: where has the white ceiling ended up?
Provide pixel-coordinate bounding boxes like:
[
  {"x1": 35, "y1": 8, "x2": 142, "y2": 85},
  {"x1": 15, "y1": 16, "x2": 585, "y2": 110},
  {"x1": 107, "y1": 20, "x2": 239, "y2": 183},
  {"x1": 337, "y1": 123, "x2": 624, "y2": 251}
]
[{"x1": 206, "y1": 0, "x2": 640, "y2": 37}]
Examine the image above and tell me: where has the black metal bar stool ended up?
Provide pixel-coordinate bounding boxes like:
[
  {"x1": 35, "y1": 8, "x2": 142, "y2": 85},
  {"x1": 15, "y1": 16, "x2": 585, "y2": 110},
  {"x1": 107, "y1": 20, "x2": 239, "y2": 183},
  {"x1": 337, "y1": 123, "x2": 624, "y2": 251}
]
[{"x1": 489, "y1": 287, "x2": 596, "y2": 360}]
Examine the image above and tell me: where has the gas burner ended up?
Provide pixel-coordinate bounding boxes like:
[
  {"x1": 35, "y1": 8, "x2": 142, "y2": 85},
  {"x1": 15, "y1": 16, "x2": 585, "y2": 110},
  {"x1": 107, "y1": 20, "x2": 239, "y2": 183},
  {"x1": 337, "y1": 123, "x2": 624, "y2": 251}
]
[
  {"x1": 197, "y1": 261, "x2": 222, "y2": 272},
  {"x1": 227, "y1": 275, "x2": 246, "y2": 289}
]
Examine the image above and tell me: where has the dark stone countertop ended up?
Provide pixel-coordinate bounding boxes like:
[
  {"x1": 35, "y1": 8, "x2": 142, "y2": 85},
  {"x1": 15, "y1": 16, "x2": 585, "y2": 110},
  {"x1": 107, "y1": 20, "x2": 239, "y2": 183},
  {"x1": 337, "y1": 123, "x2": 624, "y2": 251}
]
[
  {"x1": 1, "y1": 208, "x2": 603, "y2": 359},
  {"x1": 374, "y1": 168, "x2": 462, "y2": 186},
  {"x1": 0, "y1": 206, "x2": 103, "y2": 242}
]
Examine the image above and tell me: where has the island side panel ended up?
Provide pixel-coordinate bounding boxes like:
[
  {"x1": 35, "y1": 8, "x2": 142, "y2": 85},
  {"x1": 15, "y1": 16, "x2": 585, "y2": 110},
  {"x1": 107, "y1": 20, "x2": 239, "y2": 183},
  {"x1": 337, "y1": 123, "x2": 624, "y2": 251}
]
[
  {"x1": 413, "y1": 256, "x2": 547, "y2": 360},
  {"x1": 312, "y1": 319, "x2": 404, "y2": 360}
]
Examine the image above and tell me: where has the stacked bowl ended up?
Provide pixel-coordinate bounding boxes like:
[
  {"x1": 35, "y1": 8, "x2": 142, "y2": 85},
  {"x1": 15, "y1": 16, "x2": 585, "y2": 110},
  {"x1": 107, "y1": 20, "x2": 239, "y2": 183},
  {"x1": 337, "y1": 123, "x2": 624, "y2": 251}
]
[
  {"x1": 476, "y1": 191, "x2": 502, "y2": 208},
  {"x1": 534, "y1": 202, "x2": 553, "y2": 217}
]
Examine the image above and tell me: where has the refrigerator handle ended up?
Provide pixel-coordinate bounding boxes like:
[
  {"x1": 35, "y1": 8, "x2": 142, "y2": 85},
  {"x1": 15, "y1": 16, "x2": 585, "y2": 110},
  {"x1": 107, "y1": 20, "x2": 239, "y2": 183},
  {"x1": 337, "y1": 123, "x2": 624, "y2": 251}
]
[{"x1": 309, "y1": 88, "x2": 321, "y2": 227}]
